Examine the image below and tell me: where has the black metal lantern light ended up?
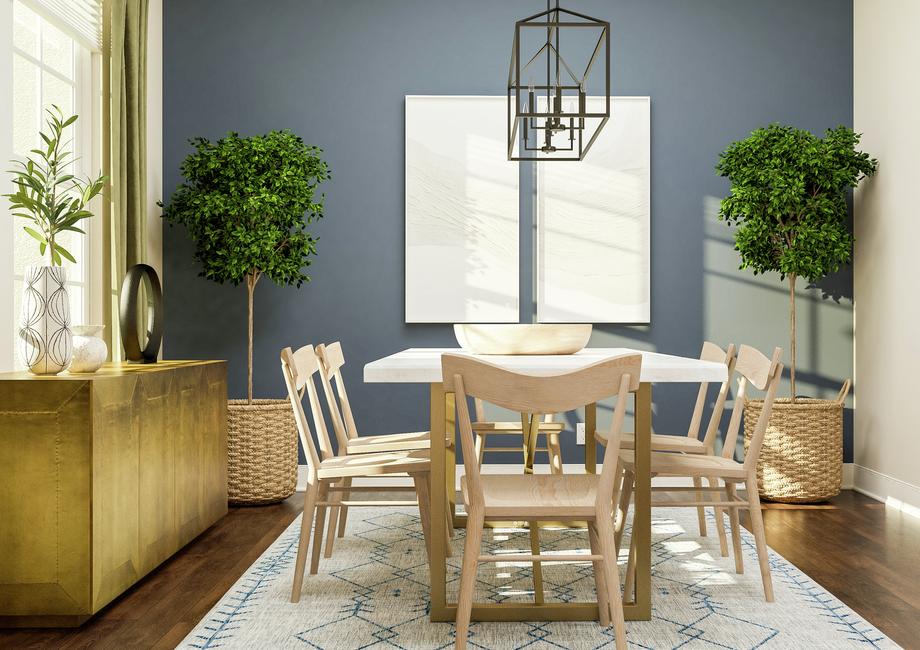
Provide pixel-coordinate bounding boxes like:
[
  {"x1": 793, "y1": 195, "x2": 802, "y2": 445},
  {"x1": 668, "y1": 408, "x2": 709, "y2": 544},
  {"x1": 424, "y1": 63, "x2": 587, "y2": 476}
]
[{"x1": 508, "y1": 0, "x2": 610, "y2": 161}]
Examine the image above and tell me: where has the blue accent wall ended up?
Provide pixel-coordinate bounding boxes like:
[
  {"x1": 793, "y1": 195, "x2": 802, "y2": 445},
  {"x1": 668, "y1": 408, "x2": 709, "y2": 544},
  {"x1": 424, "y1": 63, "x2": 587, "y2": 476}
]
[{"x1": 163, "y1": 0, "x2": 855, "y2": 464}]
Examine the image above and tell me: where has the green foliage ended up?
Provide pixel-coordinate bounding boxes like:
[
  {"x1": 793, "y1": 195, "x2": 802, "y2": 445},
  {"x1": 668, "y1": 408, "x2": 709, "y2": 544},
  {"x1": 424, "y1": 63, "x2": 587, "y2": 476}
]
[
  {"x1": 716, "y1": 124, "x2": 877, "y2": 284},
  {"x1": 717, "y1": 124, "x2": 877, "y2": 399},
  {"x1": 160, "y1": 130, "x2": 331, "y2": 288},
  {"x1": 4, "y1": 106, "x2": 106, "y2": 266},
  {"x1": 161, "y1": 130, "x2": 331, "y2": 402}
]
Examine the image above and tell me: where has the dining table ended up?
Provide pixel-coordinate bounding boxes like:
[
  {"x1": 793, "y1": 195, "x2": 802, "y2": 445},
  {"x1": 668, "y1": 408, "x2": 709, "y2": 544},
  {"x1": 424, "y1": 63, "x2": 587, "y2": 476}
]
[{"x1": 363, "y1": 347, "x2": 728, "y2": 623}]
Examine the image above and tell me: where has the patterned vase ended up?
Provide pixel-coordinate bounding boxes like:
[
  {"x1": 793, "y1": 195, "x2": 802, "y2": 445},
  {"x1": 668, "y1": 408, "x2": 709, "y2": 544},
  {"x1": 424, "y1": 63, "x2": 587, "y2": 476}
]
[{"x1": 19, "y1": 265, "x2": 72, "y2": 375}]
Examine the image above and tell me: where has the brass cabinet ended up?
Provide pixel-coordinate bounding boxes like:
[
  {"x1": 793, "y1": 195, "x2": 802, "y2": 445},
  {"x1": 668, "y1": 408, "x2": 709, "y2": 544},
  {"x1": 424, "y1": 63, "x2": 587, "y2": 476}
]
[{"x1": 0, "y1": 361, "x2": 227, "y2": 627}]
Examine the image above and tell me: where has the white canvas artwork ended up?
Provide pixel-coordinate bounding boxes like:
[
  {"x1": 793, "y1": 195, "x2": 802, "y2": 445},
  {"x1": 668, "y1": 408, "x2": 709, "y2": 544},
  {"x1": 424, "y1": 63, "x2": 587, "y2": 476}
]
[
  {"x1": 537, "y1": 96, "x2": 651, "y2": 323},
  {"x1": 405, "y1": 96, "x2": 519, "y2": 323}
]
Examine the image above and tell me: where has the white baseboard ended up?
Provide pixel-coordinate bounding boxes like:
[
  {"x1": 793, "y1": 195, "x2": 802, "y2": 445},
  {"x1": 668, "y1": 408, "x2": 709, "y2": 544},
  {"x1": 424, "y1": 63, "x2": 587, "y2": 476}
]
[{"x1": 852, "y1": 464, "x2": 920, "y2": 519}]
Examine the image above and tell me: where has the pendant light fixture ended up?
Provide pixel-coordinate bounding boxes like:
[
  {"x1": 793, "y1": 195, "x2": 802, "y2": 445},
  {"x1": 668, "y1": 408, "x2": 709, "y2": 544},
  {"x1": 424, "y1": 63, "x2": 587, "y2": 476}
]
[{"x1": 508, "y1": 0, "x2": 610, "y2": 161}]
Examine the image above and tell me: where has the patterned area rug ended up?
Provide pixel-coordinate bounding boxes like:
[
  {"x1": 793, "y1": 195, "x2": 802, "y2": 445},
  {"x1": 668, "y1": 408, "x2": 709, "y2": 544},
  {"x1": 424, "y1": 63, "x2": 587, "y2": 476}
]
[{"x1": 181, "y1": 505, "x2": 898, "y2": 649}]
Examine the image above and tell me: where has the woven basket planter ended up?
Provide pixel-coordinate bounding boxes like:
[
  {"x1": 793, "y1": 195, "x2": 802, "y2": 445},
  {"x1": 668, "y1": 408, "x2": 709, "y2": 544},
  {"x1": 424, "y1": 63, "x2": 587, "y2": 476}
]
[
  {"x1": 743, "y1": 391, "x2": 847, "y2": 503},
  {"x1": 227, "y1": 399, "x2": 298, "y2": 505}
]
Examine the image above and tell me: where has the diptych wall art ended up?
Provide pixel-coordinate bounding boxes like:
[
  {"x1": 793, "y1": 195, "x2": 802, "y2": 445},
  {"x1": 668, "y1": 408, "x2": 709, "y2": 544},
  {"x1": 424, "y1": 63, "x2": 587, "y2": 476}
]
[
  {"x1": 405, "y1": 95, "x2": 649, "y2": 324},
  {"x1": 405, "y1": 96, "x2": 520, "y2": 323},
  {"x1": 536, "y1": 96, "x2": 651, "y2": 323}
]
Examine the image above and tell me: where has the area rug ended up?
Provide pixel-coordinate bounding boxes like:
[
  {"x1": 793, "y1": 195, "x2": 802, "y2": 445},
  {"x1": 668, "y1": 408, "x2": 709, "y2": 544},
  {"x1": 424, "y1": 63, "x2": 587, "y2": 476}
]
[{"x1": 181, "y1": 505, "x2": 898, "y2": 649}]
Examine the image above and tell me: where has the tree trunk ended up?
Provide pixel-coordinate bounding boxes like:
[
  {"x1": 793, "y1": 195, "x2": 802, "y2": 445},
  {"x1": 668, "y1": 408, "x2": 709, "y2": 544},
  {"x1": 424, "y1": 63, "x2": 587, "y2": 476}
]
[
  {"x1": 246, "y1": 273, "x2": 256, "y2": 404},
  {"x1": 788, "y1": 273, "x2": 797, "y2": 403}
]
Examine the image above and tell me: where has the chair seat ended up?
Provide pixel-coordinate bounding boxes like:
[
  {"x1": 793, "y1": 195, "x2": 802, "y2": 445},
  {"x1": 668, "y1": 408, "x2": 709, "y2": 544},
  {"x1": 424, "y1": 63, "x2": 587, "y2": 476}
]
[
  {"x1": 461, "y1": 474, "x2": 599, "y2": 519},
  {"x1": 472, "y1": 421, "x2": 565, "y2": 433},
  {"x1": 345, "y1": 430, "x2": 430, "y2": 453},
  {"x1": 619, "y1": 449, "x2": 747, "y2": 480},
  {"x1": 619, "y1": 432, "x2": 708, "y2": 454},
  {"x1": 317, "y1": 450, "x2": 430, "y2": 479}
]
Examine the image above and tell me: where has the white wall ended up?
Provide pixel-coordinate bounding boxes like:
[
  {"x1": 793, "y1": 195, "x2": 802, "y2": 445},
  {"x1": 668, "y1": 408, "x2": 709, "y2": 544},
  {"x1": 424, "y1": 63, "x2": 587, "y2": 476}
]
[
  {"x1": 146, "y1": 0, "x2": 163, "y2": 276},
  {"x1": 853, "y1": 0, "x2": 920, "y2": 515},
  {"x1": 146, "y1": 0, "x2": 163, "y2": 357}
]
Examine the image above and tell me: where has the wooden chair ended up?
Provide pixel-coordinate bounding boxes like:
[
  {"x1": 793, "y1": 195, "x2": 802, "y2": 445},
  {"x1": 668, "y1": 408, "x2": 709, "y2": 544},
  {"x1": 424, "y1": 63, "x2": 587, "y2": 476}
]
[
  {"x1": 472, "y1": 399, "x2": 565, "y2": 474},
  {"x1": 443, "y1": 352, "x2": 641, "y2": 650},
  {"x1": 281, "y1": 344, "x2": 433, "y2": 603},
  {"x1": 315, "y1": 342, "x2": 432, "y2": 546},
  {"x1": 617, "y1": 344, "x2": 783, "y2": 602},
  {"x1": 618, "y1": 342, "x2": 736, "y2": 548}
]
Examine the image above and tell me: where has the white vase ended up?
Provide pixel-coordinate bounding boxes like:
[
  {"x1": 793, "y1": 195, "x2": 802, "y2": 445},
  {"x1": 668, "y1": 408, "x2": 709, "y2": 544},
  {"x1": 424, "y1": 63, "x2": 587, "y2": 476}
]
[
  {"x1": 70, "y1": 325, "x2": 108, "y2": 373},
  {"x1": 19, "y1": 265, "x2": 72, "y2": 375}
]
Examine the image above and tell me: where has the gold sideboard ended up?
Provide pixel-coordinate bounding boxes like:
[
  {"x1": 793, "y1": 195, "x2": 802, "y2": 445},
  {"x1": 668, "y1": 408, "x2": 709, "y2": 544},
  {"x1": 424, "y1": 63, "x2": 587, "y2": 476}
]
[{"x1": 0, "y1": 360, "x2": 228, "y2": 627}]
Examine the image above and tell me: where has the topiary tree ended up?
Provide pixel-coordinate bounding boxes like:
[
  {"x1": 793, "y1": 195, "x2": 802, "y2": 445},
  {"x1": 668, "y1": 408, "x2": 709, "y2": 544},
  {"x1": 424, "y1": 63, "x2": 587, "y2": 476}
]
[
  {"x1": 162, "y1": 131, "x2": 331, "y2": 402},
  {"x1": 716, "y1": 124, "x2": 877, "y2": 401}
]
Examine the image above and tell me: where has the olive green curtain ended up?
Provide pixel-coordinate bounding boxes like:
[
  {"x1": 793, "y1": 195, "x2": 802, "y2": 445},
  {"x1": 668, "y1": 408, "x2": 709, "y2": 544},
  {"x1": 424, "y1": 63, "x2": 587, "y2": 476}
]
[{"x1": 103, "y1": 0, "x2": 148, "y2": 359}]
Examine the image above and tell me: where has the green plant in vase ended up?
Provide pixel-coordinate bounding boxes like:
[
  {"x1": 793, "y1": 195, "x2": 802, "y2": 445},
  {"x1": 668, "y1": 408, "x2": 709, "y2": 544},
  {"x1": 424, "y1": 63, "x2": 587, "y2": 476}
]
[
  {"x1": 5, "y1": 106, "x2": 106, "y2": 374},
  {"x1": 161, "y1": 130, "x2": 330, "y2": 504},
  {"x1": 6, "y1": 105, "x2": 105, "y2": 265},
  {"x1": 715, "y1": 123, "x2": 877, "y2": 502}
]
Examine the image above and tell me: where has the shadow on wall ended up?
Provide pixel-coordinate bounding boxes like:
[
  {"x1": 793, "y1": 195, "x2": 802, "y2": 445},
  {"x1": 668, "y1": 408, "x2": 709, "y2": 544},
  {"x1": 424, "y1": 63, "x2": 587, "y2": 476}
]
[{"x1": 438, "y1": 196, "x2": 855, "y2": 466}]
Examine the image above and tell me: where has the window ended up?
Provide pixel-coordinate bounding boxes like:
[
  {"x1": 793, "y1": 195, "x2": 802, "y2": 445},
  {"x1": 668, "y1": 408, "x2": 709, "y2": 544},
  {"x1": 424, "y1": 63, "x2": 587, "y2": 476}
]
[{"x1": 8, "y1": 0, "x2": 102, "y2": 370}]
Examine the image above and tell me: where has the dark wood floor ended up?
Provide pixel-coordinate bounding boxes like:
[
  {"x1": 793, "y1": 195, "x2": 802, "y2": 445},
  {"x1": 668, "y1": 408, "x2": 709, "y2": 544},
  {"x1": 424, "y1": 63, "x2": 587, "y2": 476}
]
[
  {"x1": 2, "y1": 490, "x2": 917, "y2": 649},
  {"x1": 745, "y1": 491, "x2": 920, "y2": 648}
]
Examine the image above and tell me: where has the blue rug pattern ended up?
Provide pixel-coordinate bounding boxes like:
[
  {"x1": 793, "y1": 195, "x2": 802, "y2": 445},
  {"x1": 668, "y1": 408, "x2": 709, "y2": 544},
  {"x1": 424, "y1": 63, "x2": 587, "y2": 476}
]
[{"x1": 182, "y1": 506, "x2": 898, "y2": 649}]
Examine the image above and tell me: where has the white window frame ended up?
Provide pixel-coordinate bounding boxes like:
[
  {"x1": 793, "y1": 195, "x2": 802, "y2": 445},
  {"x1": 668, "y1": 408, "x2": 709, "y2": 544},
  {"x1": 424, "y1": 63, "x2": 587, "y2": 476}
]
[
  {"x1": 0, "y1": 0, "x2": 13, "y2": 371},
  {"x1": 2, "y1": 0, "x2": 103, "y2": 371}
]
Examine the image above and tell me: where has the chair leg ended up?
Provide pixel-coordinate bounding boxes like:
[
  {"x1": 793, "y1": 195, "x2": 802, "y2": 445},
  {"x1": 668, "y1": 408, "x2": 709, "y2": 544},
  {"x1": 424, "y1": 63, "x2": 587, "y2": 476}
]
[
  {"x1": 726, "y1": 482, "x2": 744, "y2": 574},
  {"x1": 413, "y1": 473, "x2": 433, "y2": 562},
  {"x1": 615, "y1": 469, "x2": 634, "y2": 552},
  {"x1": 528, "y1": 521, "x2": 544, "y2": 605},
  {"x1": 442, "y1": 478, "x2": 454, "y2": 556},
  {"x1": 336, "y1": 477, "x2": 352, "y2": 538},
  {"x1": 547, "y1": 431, "x2": 563, "y2": 475},
  {"x1": 746, "y1": 474, "x2": 775, "y2": 602},
  {"x1": 624, "y1": 532, "x2": 637, "y2": 605},
  {"x1": 709, "y1": 476, "x2": 728, "y2": 557},
  {"x1": 597, "y1": 512, "x2": 627, "y2": 650},
  {"x1": 455, "y1": 507, "x2": 484, "y2": 650},
  {"x1": 445, "y1": 492, "x2": 455, "y2": 544},
  {"x1": 324, "y1": 483, "x2": 343, "y2": 559},
  {"x1": 588, "y1": 522, "x2": 611, "y2": 627},
  {"x1": 521, "y1": 414, "x2": 539, "y2": 474},
  {"x1": 693, "y1": 476, "x2": 707, "y2": 537},
  {"x1": 291, "y1": 480, "x2": 319, "y2": 603},
  {"x1": 310, "y1": 481, "x2": 329, "y2": 575}
]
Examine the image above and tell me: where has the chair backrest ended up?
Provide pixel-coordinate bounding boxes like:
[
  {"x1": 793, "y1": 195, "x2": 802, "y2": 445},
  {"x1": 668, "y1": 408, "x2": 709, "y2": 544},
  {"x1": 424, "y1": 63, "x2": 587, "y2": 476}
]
[
  {"x1": 280, "y1": 345, "x2": 337, "y2": 478},
  {"x1": 691, "y1": 342, "x2": 737, "y2": 450},
  {"x1": 315, "y1": 342, "x2": 359, "y2": 454},
  {"x1": 442, "y1": 353, "x2": 641, "y2": 513},
  {"x1": 473, "y1": 397, "x2": 555, "y2": 425},
  {"x1": 720, "y1": 344, "x2": 784, "y2": 469}
]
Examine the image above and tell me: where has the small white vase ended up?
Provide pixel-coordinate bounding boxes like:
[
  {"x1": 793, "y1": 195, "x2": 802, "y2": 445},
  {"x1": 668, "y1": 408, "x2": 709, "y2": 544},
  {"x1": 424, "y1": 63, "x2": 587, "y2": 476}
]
[
  {"x1": 19, "y1": 265, "x2": 72, "y2": 375},
  {"x1": 70, "y1": 325, "x2": 108, "y2": 373}
]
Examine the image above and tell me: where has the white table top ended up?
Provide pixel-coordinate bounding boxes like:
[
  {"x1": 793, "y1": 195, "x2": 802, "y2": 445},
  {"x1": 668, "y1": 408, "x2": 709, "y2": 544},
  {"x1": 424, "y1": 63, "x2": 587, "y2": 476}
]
[{"x1": 363, "y1": 348, "x2": 727, "y2": 384}]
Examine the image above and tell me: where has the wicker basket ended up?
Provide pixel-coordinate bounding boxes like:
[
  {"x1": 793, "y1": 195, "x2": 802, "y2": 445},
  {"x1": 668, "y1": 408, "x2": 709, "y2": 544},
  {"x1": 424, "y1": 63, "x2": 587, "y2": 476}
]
[
  {"x1": 227, "y1": 399, "x2": 298, "y2": 505},
  {"x1": 743, "y1": 381, "x2": 850, "y2": 503}
]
